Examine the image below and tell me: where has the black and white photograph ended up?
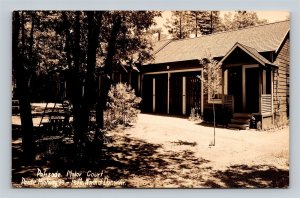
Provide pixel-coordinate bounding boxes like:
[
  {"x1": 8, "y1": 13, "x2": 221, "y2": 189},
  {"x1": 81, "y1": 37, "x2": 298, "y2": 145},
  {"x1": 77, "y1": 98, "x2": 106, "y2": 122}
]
[{"x1": 11, "y1": 10, "x2": 290, "y2": 188}]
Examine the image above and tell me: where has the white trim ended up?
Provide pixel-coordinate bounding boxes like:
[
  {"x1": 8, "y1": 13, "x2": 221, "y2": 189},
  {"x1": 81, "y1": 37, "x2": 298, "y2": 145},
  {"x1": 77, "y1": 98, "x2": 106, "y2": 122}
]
[
  {"x1": 144, "y1": 68, "x2": 202, "y2": 75},
  {"x1": 208, "y1": 99, "x2": 222, "y2": 104},
  {"x1": 200, "y1": 68, "x2": 204, "y2": 116},
  {"x1": 182, "y1": 77, "x2": 186, "y2": 115},
  {"x1": 263, "y1": 70, "x2": 266, "y2": 94},
  {"x1": 224, "y1": 70, "x2": 228, "y2": 95},
  {"x1": 242, "y1": 66, "x2": 246, "y2": 111},
  {"x1": 152, "y1": 78, "x2": 155, "y2": 113},
  {"x1": 167, "y1": 72, "x2": 170, "y2": 114},
  {"x1": 219, "y1": 43, "x2": 267, "y2": 67},
  {"x1": 271, "y1": 69, "x2": 274, "y2": 124}
]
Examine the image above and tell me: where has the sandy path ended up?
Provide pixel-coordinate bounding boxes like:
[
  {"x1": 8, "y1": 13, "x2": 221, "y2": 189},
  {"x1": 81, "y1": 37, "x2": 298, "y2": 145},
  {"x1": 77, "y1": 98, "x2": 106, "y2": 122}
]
[{"x1": 109, "y1": 113, "x2": 289, "y2": 188}]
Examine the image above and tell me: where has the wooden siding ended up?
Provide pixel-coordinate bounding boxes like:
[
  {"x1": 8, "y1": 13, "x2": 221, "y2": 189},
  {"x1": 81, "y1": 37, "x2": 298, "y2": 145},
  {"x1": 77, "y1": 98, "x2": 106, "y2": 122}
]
[
  {"x1": 273, "y1": 36, "x2": 290, "y2": 118},
  {"x1": 261, "y1": 94, "x2": 272, "y2": 114}
]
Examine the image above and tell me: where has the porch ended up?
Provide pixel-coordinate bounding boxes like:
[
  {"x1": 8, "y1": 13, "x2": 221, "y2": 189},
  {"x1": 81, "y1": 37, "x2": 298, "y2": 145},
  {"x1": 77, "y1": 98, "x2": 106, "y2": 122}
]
[{"x1": 219, "y1": 43, "x2": 277, "y2": 129}]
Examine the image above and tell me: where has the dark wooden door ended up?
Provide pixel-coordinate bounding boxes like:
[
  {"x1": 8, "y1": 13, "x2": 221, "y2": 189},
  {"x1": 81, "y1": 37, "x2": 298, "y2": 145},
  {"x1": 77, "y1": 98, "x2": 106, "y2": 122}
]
[
  {"x1": 170, "y1": 73, "x2": 183, "y2": 115},
  {"x1": 228, "y1": 67, "x2": 243, "y2": 112},
  {"x1": 246, "y1": 67, "x2": 259, "y2": 113},
  {"x1": 155, "y1": 74, "x2": 168, "y2": 114},
  {"x1": 142, "y1": 75, "x2": 153, "y2": 113}
]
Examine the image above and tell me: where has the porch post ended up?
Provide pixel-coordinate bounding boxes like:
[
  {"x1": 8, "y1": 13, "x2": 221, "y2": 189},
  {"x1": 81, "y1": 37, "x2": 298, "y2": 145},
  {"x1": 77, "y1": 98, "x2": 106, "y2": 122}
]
[
  {"x1": 152, "y1": 78, "x2": 155, "y2": 113},
  {"x1": 242, "y1": 66, "x2": 246, "y2": 111},
  {"x1": 221, "y1": 68, "x2": 225, "y2": 106},
  {"x1": 271, "y1": 68, "x2": 274, "y2": 124},
  {"x1": 167, "y1": 72, "x2": 170, "y2": 114},
  {"x1": 258, "y1": 68, "x2": 262, "y2": 114},
  {"x1": 200, "y1": 68, "x2": 204, "y2": 116},
  {"x1": 182, "y1": 76, "x2": 186, "y2": 115},
  {"x1": 263, "y1": 70, "x2": 266, "y2": 94}
]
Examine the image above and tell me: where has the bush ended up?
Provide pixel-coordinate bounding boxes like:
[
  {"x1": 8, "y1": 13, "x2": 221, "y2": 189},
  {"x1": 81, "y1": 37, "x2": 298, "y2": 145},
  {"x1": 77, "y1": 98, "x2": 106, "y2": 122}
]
[{"x1": 105, "y1": 83, "x2": 142, "y2": 129}]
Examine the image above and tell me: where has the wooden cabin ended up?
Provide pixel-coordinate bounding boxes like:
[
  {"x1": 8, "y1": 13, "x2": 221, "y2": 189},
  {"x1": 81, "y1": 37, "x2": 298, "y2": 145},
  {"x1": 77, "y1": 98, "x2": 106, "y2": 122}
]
[{"x1": 140, "y1": 20, "x2": 290, "y2": 130}]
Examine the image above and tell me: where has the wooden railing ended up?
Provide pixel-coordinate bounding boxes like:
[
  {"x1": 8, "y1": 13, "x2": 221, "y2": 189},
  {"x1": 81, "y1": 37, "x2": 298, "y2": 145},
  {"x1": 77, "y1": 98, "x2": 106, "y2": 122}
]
[
  {"x1": 261, "y1": 94, "x2": 272, "y2": 114},
  {"x1": 223, "y1": 95, "x2": 234, "y2": 112}
]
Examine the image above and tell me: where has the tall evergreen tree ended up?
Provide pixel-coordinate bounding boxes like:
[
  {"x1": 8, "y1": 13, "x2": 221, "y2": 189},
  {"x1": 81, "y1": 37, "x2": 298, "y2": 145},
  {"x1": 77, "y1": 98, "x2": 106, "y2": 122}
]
[
  {"x1": 165, "y1": 11, "x2": 191, "y2": 39},
  {"x1": 224, "y1": 11, "x2": 268, "y2": 31},
  {"x1": 197, "y1": 11, "x2": 224, "y2": 35}
]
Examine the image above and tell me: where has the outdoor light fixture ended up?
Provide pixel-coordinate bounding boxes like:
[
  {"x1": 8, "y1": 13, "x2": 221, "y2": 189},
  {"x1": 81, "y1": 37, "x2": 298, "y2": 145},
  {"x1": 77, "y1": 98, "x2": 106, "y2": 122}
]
[{"x1": 196, "y1": 75, "x2": 202, "y2": 80}]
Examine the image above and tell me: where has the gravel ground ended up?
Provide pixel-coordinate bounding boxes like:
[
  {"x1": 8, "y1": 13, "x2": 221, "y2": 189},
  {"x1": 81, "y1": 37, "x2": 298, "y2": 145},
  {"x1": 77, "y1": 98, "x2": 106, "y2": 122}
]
[{"x1": 106, "y1": 113, "x2": 289, "y2": 188}]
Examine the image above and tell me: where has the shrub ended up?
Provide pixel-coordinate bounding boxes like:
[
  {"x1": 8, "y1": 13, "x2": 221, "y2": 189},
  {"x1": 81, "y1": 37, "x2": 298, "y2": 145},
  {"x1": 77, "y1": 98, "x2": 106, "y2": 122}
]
[{"x1": 105, "y1": 83, "x2": 142, "y2": 129}]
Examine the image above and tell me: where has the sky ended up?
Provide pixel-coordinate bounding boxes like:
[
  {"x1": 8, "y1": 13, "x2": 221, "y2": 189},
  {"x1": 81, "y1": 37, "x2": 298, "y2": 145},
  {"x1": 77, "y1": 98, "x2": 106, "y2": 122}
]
[{"x1": 154, "y1": 11, "x2": 289, "y2": 36}]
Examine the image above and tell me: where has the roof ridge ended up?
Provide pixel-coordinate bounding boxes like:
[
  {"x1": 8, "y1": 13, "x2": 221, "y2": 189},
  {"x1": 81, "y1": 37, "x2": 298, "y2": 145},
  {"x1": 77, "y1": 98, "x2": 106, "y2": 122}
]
[
  {"x1": 169, "y1": 20, "x2": 290, "y2": 43},
  {"x1": 153, "y1": 40, "x2": 173, "y2": 55}
]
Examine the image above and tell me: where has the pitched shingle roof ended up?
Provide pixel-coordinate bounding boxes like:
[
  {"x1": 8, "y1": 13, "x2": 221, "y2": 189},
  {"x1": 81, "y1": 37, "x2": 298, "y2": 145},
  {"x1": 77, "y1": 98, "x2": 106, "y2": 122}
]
[{"x1": 146, "y1": 20, "x2": 289, "y2": 65}]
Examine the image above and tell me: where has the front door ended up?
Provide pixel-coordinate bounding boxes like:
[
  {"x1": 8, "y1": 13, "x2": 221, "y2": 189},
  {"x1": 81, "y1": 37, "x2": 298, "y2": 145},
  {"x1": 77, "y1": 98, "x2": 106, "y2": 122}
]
[
  {"x1": 228, "y1": 67, "x2": 243, "y2": 112},
  {"x1": 245, "y1": 67, "x2": 259, "y2": 113}
]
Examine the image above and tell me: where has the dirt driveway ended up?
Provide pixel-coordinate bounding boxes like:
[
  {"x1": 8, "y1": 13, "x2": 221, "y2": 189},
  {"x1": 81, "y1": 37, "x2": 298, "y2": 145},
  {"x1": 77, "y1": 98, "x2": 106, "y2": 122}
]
[{"x1": 106, "y1": 113, "x2": 289, "y2": 188}]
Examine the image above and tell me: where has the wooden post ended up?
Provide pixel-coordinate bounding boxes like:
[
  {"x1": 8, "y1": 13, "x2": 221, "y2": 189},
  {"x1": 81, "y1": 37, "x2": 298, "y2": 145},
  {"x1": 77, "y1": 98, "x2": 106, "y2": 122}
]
[
  {"x1": 138, "y1": 74, "x2": 141, "y2": 96},
  {"x1": 242, "y1": 66, "x2": 246, "y2": 111},
  {"x1": 259, "y1": 69, "x2": 262, "y2": 114},
  {"x1": 182, "y1": 76, "x2": 186, "y2": 115},
  {"x1": 263, "y1": 70, "x2": 266, "y2": 94},
  {"x1": 222, "y1": 69, "x2": 225, "y2": 106},
  {"x1": 167, "y1": 73, "x2": 170, "y2": 114},
  {"x1": 152, "y1": 78, "x2": 155, "y2": 113},
  {"x1": 271, "y1": 68, "x2": 274, "y2": 124}
]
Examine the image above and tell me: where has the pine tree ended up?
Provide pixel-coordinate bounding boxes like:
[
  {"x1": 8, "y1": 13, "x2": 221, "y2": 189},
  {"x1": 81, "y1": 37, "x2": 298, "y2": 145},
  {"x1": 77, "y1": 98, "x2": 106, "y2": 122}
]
[
  {"x1": 165, "y1": 11, "x2": 191, "y2": 39},
  {"x1": 224, "y1": 11, "x2": 268, "y2": 31},
  {"x1": 197, "y1": 11, "x2": 224, "y2": 35}
]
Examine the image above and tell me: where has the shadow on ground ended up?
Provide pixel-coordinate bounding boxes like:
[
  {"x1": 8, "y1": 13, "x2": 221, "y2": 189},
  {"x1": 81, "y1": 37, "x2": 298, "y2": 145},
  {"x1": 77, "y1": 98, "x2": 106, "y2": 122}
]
[
  {"x1": 203, "y1": 164, "x2": 289, "y2": 188},
  {"x1": 12, "y1": 126, "x2": 289, "y2": 188}
]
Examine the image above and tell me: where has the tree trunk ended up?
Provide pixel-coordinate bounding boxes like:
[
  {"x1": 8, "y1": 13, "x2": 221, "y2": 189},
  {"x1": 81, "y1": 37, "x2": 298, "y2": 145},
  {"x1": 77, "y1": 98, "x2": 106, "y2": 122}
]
[
  {"x1": 96, "y1": 15, "x2": 122, "y2": 129},
  {"x1": 81, "y1": 11, "x2": 103, "y2": 139},
  {"x1": 13, "y1": 11, "x2": 35, "y2": 162},
  {"x1": 62, "y1": 12, "x2": 85, "y2": 145}
]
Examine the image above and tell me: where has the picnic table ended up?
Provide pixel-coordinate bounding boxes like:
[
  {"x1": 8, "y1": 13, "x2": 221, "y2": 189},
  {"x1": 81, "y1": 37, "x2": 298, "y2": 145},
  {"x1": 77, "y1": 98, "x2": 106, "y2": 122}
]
[{"x1": 40, "y1": 111, "x2": 71, "y2": 135}]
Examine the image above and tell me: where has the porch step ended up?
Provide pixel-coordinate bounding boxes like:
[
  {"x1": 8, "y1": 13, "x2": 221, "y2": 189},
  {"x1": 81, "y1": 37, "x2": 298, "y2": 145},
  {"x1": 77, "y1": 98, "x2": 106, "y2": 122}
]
[
  {"x1": 228, "y1": 123, "x2": 249, "y2": 130},
  {"x1": 231, "y1": 118, "x2": 250, "y2": 124},
  {"x1": 232, "y1": 113, "x2": 252, "y2": 119},
  {"x1": 228, "y1": 113, "x2": 252, "y2": 130}
]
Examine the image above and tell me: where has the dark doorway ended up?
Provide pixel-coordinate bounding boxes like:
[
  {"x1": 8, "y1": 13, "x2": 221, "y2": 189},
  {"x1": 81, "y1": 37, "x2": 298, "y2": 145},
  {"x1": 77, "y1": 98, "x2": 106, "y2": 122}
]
[
  {"x1": 228, "y1": 67, "x2": 243, "y2": 112},
  {"x1": 142, "y1": 75, "x2": 153, "y2": 113},
  {"x1": 186, "y1": 72, "x2": 201, "y2": 116},
  {"x1": 142, "y1": 74, "x2": 168, "y2": 114},
  {"x1": 169, "y1": 71, "x2": 201, "y2": 115},
  {"x1": 155, "y1": 74, "x2": 168, "y2": 114},
  {"x1": 169, "y1": 73, "x2": 183, "y2": 115},
  {"x1": 245, "y1": 67, "x2": 259, "y2": 113}
]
